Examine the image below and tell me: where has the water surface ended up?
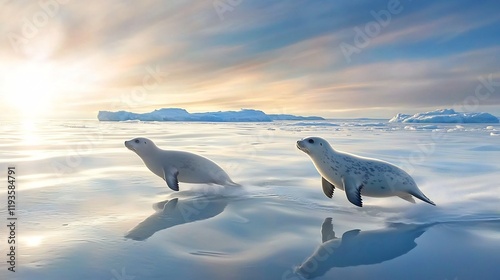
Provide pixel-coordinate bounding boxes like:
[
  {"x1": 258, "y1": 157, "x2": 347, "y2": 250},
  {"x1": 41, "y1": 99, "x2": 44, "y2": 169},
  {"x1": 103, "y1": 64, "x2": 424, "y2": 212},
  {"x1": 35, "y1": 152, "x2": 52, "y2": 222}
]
[{"x1": 1, "y1": 120, "x2": 499, "y2": 280}]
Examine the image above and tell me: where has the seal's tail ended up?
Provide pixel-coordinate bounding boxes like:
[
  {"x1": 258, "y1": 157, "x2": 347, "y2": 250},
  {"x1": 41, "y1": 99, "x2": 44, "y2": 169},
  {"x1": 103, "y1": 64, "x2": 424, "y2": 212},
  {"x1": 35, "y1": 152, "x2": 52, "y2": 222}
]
[
  {"x1": 409, "y1": 189, "x2": 436, "y2": 206},
  {"x1": 224, "y1": 180, "x2": 242, "y2": 187}
]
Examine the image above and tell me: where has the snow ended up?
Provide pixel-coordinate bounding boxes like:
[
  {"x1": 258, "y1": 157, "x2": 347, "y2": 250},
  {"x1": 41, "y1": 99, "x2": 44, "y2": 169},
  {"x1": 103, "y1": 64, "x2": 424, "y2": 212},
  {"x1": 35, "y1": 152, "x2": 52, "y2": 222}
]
[
  {"x1": 404, "y1": 125, "x2": 439, "y2": 131},
  {"x1": 97, "y1": 108, "x2": 324, "y2": 122},
  {"x1": 268, "y1": 114, "x2": 324, "y2": 121},
  {"x1": 389, "y1": 109, "x2": 499, "y2": 123},
  {"x1": 2, "y1": 120, "x2": 499, "y2": 280},
  {"x1": 288, "y1": 122, "x2": 340, "y2": 127},
  {"x1": 346, "y1": 122, "x2": 386, "y2": 127}
]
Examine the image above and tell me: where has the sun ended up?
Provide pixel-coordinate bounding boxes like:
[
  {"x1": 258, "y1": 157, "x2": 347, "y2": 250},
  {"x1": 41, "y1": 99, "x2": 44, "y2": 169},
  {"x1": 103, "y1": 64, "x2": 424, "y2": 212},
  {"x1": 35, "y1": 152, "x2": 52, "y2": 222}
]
[{"x1": 2, "y1": 62, "x2": 59, "y2": 119}]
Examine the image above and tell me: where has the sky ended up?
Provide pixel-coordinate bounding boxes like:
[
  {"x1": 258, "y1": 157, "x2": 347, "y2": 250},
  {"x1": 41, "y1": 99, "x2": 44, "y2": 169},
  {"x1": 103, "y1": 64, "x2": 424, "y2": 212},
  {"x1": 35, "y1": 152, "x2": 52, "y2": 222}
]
[{"x1": 0, "y1": 0, "x2": 499, "y2": 120}]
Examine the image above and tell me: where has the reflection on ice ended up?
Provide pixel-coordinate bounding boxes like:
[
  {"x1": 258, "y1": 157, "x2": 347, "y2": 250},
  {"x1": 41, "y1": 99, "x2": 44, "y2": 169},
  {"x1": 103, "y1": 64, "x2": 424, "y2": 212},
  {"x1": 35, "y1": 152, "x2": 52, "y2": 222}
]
[
  {"x1": 22, "y1": 235, "x2": 45, "y2": 247},
  {"x1": 125, "y1": 196, "x2": 228, "y2": 241},
  {"x1": 296, "y1": 218, "x2": 430, "y2": 279}
]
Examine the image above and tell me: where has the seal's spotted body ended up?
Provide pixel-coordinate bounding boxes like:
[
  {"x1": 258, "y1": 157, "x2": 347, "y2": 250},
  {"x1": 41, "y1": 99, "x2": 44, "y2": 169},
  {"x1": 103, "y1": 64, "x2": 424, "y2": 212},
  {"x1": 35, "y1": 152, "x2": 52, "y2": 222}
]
[{"x1": 297, "y1": 137, "x2": 435, "y2": 207}]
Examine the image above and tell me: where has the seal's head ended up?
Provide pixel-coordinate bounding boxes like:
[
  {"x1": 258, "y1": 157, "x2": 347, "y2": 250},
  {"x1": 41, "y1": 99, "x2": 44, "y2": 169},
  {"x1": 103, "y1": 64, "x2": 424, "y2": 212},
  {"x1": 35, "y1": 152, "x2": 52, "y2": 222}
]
[
  {"x1": 125, "y1": 137, "x2": 158, "y2": 156},
  {"x1": 296, "y1": 137, "x2": 330, "y2": 156}
]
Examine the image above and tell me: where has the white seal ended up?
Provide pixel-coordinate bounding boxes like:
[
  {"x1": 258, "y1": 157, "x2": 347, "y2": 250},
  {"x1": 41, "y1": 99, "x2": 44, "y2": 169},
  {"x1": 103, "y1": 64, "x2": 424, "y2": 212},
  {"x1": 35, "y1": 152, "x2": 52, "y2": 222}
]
[
  {"x1": 125, "y1": 137, "x2": 239, "y2": 191},
  {"x1": 297, "y1": 137, "x2": 435, "y2": 207}
]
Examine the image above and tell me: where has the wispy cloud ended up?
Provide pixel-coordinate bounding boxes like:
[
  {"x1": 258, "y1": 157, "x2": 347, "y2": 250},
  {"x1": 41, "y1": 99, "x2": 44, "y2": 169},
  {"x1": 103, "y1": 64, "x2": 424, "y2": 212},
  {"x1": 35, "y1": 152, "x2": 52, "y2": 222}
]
[{"x1": 0, "y1": 0, "x2": 499, "y2": 119}]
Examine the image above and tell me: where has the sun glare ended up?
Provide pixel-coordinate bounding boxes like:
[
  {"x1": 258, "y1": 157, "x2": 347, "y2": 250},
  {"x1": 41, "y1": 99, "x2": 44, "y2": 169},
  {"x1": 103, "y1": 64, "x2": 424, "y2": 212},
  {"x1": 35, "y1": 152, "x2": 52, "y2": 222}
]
[
  {"x1": 2, "y1": 62, "x2": 59, "y2": 119},
  {"x1": 23, "y1": 235, "x2": 44, "y2": 247}
]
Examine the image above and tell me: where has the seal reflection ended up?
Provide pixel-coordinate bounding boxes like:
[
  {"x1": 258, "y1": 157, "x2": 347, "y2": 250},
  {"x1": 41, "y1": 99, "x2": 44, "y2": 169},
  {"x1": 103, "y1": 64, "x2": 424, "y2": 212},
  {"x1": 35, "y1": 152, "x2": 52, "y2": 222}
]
[
  {"x1": 125, "y1": 196, "x2": 228, "y2": 241},
  {"x1": 296, "y1": 218, "x2": 430, "y2": 279}
]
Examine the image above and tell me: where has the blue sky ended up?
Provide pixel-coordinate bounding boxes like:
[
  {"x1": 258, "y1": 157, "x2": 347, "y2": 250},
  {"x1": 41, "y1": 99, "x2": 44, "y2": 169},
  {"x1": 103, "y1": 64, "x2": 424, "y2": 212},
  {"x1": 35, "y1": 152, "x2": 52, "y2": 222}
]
[{"x1": 0, "y1": 0, "x2": 499, "y2": 119}]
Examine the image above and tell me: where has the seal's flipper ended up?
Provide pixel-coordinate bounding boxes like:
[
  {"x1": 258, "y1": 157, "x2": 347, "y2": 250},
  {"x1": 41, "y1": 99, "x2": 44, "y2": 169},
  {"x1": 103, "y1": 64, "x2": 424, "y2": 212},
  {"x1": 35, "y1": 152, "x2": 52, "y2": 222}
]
[
  {"x1": 163, "y1": 168, "x2": 179, "y2": 191},
  {"x1": 342, "y1": 176, "x2": 363, "y2": 207},
  {"x1": 163, "y1": 198, "x2": 179, "y2": 211},
  {"x1": 342, "y1": 229, "x2": 361, "y2": 241},
  {"x1": 321, "y1": 177, "x2": 335, "y2": 199},
  {"x1": 321, "y1": 217, "x2": 336, "y2": 243}
]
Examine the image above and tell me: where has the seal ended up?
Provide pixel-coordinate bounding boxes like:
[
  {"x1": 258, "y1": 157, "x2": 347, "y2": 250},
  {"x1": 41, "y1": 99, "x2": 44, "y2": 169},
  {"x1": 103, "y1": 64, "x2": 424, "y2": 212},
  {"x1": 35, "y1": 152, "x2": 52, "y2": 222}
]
[
  {"x1": 296, "y1": 137, "x2": 435, "y2": 207},
  {"x1": 125, "y1": 137, "x2": 239, "y2": 191}
]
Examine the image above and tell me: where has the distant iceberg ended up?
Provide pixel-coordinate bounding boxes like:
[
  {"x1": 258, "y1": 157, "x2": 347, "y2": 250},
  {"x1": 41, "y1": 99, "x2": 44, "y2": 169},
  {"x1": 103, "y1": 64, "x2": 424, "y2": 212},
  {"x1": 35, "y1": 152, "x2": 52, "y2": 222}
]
[
  {"x1": 97, "y1": 108, "x2": 324, "y2": 122},
  {"x1": 389, "y1": 109, "x2": 499, "y2": 123}
]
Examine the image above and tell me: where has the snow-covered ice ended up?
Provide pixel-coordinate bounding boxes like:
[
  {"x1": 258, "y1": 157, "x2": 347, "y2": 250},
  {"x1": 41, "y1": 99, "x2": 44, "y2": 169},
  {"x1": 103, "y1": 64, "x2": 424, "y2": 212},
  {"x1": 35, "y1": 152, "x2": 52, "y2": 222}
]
[
  {"x1": 1, "y1": 120, "x2": 499, "y2": 280},
  {"x1": 389, "y1": 108, "x2": 499, "y2": 123}
]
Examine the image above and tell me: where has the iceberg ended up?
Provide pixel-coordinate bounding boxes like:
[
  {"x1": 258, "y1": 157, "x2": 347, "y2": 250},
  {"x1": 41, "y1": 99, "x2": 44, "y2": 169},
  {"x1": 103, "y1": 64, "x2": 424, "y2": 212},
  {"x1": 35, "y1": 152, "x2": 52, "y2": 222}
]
[
  {"x1": 97, "y1": 108, "x2": 324, "y2": 122},
  {"x1": 389, "y1": 109, "x2": 499, "y2": 124}
]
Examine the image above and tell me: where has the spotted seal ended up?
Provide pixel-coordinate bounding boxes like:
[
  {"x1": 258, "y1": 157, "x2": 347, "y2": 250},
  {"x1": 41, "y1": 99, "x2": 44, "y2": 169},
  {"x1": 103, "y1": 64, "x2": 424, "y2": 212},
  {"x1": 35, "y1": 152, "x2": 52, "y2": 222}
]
[{"x1": 297, "y1": 137, "x2": 435, "y2": 207}]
